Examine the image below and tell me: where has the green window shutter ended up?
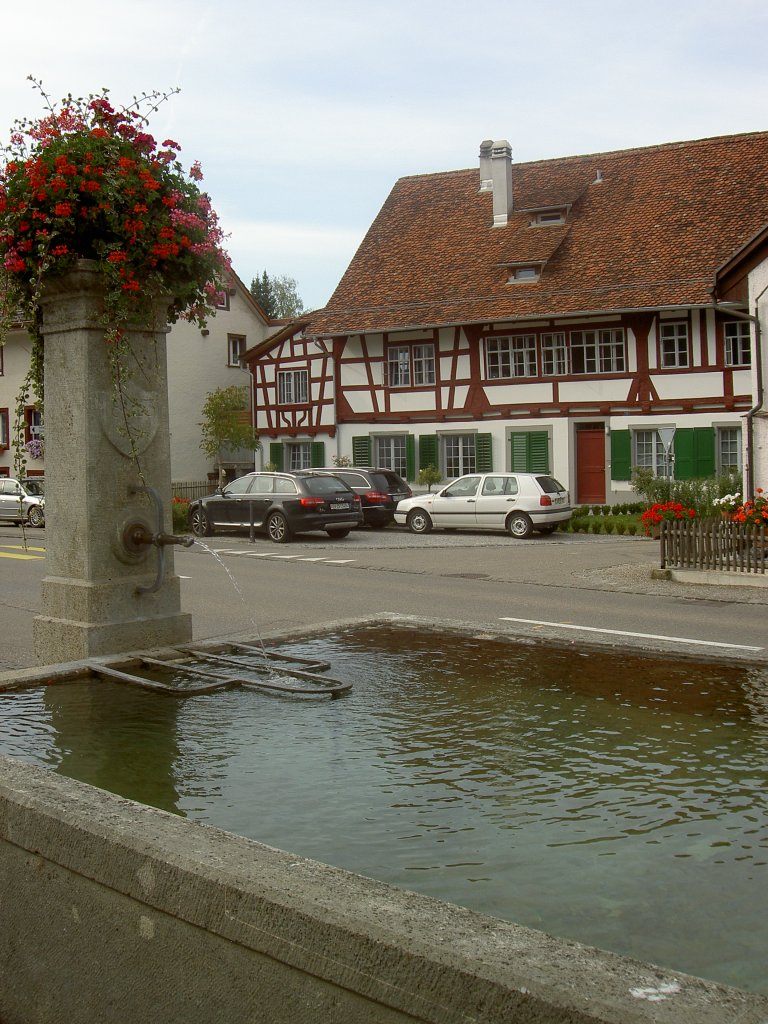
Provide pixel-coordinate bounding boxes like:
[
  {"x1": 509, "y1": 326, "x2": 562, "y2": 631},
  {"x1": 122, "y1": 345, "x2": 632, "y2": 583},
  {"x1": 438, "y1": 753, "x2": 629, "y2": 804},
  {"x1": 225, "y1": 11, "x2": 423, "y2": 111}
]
[
  {"x1": 419, "y1": 435, "x2": 439, "y2": 470},
  {"x1": 352, "y1": 435, "x2": 371, "y2": 465},
  {"x1": 476, "y1": 433, "x2": 493, "y2": 472},
  {"x1": 510, "y1": 431, "x2": 549, "y2": 473},
  {"x1": 405, "y1": 434, "x2": 416, "y2": 480},
  {"x1": 610, "y1": 429, "x2": 631, "y2": 480},
  {"x1": 310, "y1": 441, "x2": 325, "y2": 467},
  {"x1": 269, "y1": 442, "x2": 283, "y2": 471},
  {"x1": 674, "y1": 427, "x2": 715, "y2": 480},
  {"x1": 529, "y1": 431, "x2": 549, "y2": 473}
]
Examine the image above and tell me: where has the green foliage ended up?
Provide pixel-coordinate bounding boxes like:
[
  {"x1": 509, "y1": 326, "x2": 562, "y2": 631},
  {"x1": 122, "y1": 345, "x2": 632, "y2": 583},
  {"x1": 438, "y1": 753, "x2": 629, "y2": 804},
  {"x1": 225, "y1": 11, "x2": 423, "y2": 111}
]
[
  {"x1": 263, "y1": 461, "x2": 279, "y2": 472},
  {"x1": 332, "y1": 454, "x2": 352, "y2": 467},
  {"x1": 199, "y1": 385, "x2": 259, "y2": 481},
  {"x1": 590, "y1": 521, "x2": 602, "y2": 534},
  {"x1": 631, "y1": 469, "x2": 743, "y2": 518},
  {"x1": 171, "y1": 497, "x2": 190, "y2": 533},
  {"x1": 418, "y1": 465, "x2": 442, "y2": 491},
  {"x1": 250, "y1": 270, "x2": 305, "y2": 319},
  {"x1": 615, "y1": 521, "x2": 627, "y2": 535}
]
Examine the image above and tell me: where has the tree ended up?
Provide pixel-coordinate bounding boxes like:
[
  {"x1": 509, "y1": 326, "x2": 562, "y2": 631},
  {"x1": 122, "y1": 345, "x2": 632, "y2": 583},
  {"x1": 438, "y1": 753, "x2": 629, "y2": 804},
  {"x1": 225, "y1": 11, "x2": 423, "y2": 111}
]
[
  {"x1": 250, "y1": 270, "x2": 305, "y2": 318},
  {"x1": 199, "y1": 385, "x2": 259, "y2": 484}
]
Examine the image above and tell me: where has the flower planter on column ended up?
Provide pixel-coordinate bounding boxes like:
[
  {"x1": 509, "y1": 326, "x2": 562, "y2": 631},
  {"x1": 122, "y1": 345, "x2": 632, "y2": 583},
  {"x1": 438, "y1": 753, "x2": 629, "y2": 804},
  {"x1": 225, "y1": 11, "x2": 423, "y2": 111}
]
[{"x1": 33, "y1": 262, "x2": 192, "y2": 663}]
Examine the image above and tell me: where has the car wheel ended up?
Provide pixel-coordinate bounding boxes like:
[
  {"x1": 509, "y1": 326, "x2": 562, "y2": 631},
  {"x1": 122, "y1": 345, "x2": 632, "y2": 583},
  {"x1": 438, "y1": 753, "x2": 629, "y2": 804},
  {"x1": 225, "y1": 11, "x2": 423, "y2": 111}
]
[
  {"x1": 28, "y1": 505, "x2": 45, "y2": 528},
  {"x1": 190, "y1": 507, "x2": 212, "y2": 537},
  {"x1": 267, "y1": 512, "x2": 291, "y2": 544},
  {"x1": 506, "y1": 512, "x2": 533, "y2": 538},
  {"x1": 326, "y1": 528, "x2": 350, "y2": 539},
  {"x1": 407, "y1": 509, "x2": 433, "y2": 534}
]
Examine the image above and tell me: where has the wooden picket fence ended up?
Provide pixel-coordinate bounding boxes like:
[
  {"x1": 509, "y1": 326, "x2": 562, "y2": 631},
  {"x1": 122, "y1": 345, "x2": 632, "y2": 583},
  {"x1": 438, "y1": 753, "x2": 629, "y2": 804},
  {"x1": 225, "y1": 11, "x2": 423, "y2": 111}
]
[{"x1": 660, "y1": 518, "x2": 767, "y2": 574}]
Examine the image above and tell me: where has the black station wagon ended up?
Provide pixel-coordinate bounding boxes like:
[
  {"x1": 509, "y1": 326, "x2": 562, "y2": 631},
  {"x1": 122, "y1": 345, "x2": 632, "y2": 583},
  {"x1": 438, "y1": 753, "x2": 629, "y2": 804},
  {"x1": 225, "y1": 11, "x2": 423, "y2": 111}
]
[{"x1": 189, "y1": 471, "x2": 362, "y2": 543}]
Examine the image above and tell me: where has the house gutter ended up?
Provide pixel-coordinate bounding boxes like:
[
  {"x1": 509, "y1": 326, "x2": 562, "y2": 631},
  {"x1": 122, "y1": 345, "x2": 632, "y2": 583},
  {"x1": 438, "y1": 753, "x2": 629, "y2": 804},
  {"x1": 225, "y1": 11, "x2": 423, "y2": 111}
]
[{"x1": 706, "y1": 284, "x2": 768, "y2": 497}]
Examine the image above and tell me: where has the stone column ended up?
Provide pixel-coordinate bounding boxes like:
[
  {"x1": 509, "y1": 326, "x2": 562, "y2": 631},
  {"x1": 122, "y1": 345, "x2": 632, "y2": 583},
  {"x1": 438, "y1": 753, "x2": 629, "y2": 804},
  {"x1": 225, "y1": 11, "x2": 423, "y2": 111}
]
[{"x1": 33, "y1": 261, "x2": 192, "y2": 663}]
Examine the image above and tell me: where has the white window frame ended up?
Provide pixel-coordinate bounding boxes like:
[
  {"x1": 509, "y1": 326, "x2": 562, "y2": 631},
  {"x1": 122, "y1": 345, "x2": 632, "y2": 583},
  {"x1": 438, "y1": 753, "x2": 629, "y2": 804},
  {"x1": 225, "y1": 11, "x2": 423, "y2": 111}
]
[
  {"x1": 277, "y1": 368, "x2": 309, "y2": 405},
  {"x1": 227, "y1": 334, "x2": 246, "y2": 367},
  {"x1": 374, "y1": 435, "x2": 408, "y2": 477},
  {"x1": 541, "y1": 332, "x2": 567, "y2": 376},
  {"x1": 634, "y1": 429, "x2": 673, "y2": 478},
  {"x1": 570, "y1": 329, "x2": 625, "y2": 374},
  {"x1": 387, "y1": 344, "x2": 435, "y2": 388},
  {"x1": 724, "y1": 322, "x2": 751, "y2": 368},
  {"x1": 487, "y1": 336, "x2": 537, "y2": 379},
  {"x1": 660, "y1": 322, "x2": 689, "y2": 368},
  {"x1": 717, "y1": 426, "x2": 742, "y2": 474},
  {"x1": 287, "y1": 441, "x2": 311, "y2": 470},
  {"x1": 443, "y1": 434, "x2": 477, "y2": 477}
]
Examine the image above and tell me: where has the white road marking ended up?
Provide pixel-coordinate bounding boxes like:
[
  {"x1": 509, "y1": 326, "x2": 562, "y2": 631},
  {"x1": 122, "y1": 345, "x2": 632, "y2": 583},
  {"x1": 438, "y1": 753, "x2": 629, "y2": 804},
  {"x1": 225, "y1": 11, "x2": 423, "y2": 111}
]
[{"x1": 499, "y1": 616, "x2": 763, "y2": 652}]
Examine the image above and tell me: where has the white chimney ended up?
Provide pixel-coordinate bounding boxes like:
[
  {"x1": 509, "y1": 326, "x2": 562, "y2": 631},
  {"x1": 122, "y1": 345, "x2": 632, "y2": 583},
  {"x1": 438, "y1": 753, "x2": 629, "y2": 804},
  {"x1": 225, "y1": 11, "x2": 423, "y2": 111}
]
[
  {"x1": 478, "y1": 139, "x2": 493, "y2": 192},
  {"x1": 490, "y1": 139, "x2": 513, "y2": 227}
]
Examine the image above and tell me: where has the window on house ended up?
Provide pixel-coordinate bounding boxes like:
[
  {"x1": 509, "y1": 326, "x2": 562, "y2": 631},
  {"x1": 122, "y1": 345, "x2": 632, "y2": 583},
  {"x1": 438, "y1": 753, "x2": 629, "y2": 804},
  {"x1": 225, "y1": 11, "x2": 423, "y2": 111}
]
[
  {"x1": 374, "y1": 436, "x2": 408, "y2": 477},
  {"x1": 570, "y1": 330, "x2": 625, "y2": 374},
  {"x1": 507, "y1": 266, "x2": 540, "y2": 283},
  {"x1": 634, "y1": 429, "x2": 673, "y2": 477},
  {"x1": 717, "y1": 426, "x2": 742, "y2": 473},
  {"x1": 443, "y1": 435, "x2": 476, "y2": 477},
  {"x1": 0, "y1": 346, "x2": 4, "y2": 375},
  {"x1": 487, "y1": 336, "x2": 537, "y2": 378},
  {"x1": 228, "y1": 335, "x2": 246, "y2": 367},
  {"x1": 387, "y1": 344, "x2": 435, "y2": 387},
  {"x1": 660, "y1": 322, "x2": 689, "y2": 368},
  {"x1": 724, "y1": 322, "x2": 751, "y2": 367},
  {"x1": 531, "y1": 210, "x2": 565, "y2": 226},
  {"x1": 541, "y1": 333, "x2": 567, "y2": 376},
  {"x1": 25, "y1": 408, "x2": 43, "y2": 441},
  {"x1": 277, "y1": 369, "x2": 309, "y2": 404},
  {"x1": 0, "y1": 409, "x2": 9, "y2": 449},
  {"x1": 287, "y1": 442, "x2": 311, "y2": 470},
  {"x1": 216, "y1": 291, "x2": 231, "y2": 311}
]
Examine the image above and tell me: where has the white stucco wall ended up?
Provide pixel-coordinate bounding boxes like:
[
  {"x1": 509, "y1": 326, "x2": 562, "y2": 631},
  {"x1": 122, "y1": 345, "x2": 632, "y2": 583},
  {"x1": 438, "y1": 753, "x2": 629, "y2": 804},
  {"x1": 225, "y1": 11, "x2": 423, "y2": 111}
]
[
  {"x1": 748, "y1": 259, "x2": 768, "y2": 492},
  {"x1": 166, "y1": 284, "x2": 271, "y2": 481}
]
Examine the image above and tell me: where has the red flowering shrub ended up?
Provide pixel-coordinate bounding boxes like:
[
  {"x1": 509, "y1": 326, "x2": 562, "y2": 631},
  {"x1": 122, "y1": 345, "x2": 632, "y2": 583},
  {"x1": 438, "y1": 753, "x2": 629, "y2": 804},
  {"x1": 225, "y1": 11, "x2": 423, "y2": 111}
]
[
  {"x1": 0, "y1": 78, "x2": 231, "y2": 392},
  {"x1": 640, "y1": 501, "x2": 697, "y2": 535},
  {"x1": 732, "y1": 488, "x2": 768, "y2": 527}
]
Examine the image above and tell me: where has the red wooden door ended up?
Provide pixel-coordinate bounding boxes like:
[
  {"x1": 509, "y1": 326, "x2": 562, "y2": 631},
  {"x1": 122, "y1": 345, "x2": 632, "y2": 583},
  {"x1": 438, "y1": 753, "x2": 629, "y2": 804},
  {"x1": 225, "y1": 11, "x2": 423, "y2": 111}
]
[{"x1": 576, "y1": 428, "x2": 606, "y2": 504}]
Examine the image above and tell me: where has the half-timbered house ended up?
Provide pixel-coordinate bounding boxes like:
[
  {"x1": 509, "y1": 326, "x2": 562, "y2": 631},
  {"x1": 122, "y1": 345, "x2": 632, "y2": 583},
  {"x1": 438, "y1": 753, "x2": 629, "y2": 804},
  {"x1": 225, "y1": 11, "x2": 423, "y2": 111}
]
[{"x1": 248, "y1": 132, "x2": 768, "y2": 503}]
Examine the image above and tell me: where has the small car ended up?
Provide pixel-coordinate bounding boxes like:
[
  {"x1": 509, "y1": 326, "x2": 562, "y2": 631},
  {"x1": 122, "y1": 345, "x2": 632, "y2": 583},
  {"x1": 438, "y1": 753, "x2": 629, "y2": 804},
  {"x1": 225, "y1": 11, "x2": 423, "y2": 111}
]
[
  {"x1": 394, "y1": 472, "x2": 571, "y2": 538},
  {"x1": 188, "y1": 471, "x2": 362, "y2": 542},
  {"x1": 311, "y1": 467, "x2": 412, "y2": 528},
  {"x1": 0, "y1": 477, "x2": 46, "y2": 527}
]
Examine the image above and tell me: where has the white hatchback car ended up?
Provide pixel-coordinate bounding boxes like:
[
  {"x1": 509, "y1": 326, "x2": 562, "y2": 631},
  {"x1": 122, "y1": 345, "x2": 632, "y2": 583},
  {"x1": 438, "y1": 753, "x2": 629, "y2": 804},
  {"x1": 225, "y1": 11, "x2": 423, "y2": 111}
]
[{"x1": 394, "y1": 472, "x2": 571, "y2": 538}]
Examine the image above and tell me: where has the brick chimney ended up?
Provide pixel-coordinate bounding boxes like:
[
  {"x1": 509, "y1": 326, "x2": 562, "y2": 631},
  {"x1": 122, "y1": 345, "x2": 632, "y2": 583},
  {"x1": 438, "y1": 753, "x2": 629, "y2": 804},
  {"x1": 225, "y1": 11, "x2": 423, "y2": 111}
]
[{"x1": 490, "y1": 139, "x2": 513, "y2": 227}]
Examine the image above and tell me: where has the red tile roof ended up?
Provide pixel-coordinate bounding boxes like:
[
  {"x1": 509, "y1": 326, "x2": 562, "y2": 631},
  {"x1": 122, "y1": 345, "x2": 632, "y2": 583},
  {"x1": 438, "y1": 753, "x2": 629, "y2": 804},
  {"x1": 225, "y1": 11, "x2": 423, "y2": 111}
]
[{"x1": 311, "y1": 132, "x2": 768, "y2": 336}]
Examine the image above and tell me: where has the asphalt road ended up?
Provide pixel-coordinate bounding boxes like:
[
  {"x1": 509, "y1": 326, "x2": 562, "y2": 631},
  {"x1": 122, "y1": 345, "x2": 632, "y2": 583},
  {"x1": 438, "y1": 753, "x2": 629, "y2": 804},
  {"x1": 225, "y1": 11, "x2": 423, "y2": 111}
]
[{"x1": 2, "y1": 523, "x2": 768, "y2": 673}]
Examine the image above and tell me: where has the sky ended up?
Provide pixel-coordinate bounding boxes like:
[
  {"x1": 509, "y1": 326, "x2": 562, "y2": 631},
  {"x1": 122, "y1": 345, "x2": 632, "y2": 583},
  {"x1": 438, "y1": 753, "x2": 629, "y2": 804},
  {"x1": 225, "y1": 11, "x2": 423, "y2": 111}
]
[{"x1": 3, "y1": 0, "x2": 767, "y2": 312}]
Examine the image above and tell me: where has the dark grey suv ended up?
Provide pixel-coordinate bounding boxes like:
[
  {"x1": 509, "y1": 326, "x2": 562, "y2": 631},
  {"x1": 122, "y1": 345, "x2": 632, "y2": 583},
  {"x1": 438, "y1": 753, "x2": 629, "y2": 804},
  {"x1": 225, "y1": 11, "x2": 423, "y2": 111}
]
[
  {"x1": 312, "y1": 468, "x2": 412, "y2": 528},
  {"x1": 189, "y1": 471, "x2": 362, "y2": 543}
]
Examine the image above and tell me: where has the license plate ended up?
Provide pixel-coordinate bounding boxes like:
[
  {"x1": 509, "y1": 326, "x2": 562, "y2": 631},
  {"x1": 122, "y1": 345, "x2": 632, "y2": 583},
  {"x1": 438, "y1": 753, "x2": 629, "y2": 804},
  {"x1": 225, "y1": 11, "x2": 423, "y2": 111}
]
[
  {"x1": 553, "y1": 496, "x2": 565, "y2": 505},
  {"x1": 330, "y1": 502, "x2": 349, "y2": 510}
]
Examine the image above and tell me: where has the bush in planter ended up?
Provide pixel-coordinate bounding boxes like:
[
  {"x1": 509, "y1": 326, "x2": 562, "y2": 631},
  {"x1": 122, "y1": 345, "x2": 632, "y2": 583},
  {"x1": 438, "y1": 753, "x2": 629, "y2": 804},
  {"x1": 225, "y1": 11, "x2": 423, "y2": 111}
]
[
  {"x1": 171, "y1": 496, "x2": 190, "y2": 532},
  {"x1": 627, "y1": 523, "x2": 638, "y2": 536},
  {"x1": 603, "y1": 521, "x2": 615, "y2": 534},
  {"x1": 615, "y1": 521, "x2": 627, "y2": 535},
  {"x1": 590, "y1": 521, "x2": 602, "y2": 534}
]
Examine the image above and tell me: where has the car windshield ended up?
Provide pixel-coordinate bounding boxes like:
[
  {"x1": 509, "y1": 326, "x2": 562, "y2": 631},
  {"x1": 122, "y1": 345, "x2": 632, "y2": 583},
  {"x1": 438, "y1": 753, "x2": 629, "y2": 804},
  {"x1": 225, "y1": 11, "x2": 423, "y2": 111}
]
[
  {"x1": 23, "y1": 479, "x2": 44, "y2": 496},
  {"x1": 536, "y1": 476, "x2": 566, "y2": 493},
  {"x1": 304, "y1": 476, "x2": 352, "y2": 495}
]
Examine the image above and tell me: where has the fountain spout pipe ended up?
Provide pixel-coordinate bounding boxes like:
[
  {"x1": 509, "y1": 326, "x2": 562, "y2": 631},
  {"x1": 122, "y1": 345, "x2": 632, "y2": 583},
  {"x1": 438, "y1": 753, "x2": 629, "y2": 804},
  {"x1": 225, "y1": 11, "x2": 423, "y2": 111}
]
[{"x1": 125, "y1": 485, "x2": 194, "y2": 595}]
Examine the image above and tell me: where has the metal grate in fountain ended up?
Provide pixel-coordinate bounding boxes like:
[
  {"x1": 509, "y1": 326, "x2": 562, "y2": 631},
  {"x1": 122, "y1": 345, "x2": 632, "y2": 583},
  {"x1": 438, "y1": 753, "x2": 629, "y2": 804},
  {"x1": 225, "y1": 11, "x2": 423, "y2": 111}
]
[{"x1": 87, "y1": 644, "x2": 351, "y2": 699}]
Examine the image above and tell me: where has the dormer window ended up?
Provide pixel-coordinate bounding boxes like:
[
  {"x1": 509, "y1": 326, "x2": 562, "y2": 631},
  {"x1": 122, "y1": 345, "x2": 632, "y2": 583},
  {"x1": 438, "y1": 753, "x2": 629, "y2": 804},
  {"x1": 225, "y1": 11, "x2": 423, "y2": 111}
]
[
  {"x1": 507, "y1": 265, "x2": 541, "y2": 283},
  {"x1": 532, "y1": 210, "x2": 565, "y2": 226}
]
